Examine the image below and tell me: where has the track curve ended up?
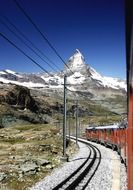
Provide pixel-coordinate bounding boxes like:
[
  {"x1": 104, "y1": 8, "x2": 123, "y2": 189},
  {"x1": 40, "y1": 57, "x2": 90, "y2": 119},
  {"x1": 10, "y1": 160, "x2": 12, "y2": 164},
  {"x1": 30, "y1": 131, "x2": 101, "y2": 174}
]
[{"x1": 52, "y1": 137, "x2": 101, "y2": 190}]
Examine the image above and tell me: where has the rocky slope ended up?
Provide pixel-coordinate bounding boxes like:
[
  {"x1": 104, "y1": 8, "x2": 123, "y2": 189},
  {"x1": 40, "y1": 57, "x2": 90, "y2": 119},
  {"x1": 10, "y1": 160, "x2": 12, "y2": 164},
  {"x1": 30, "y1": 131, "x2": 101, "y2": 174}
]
[
  {"x1": 0, "y1": 84, "x2": 57, "y2": 127},
  {"x1": 0, "y1": 85, "x2": 39, "y2": 111}
]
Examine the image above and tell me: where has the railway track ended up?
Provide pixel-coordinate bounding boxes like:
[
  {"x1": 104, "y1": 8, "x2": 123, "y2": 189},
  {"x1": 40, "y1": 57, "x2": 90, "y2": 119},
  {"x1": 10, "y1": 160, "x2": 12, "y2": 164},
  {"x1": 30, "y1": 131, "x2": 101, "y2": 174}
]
[{"x1": 52, "y1": 137, "x2": 101, "y2": 190}]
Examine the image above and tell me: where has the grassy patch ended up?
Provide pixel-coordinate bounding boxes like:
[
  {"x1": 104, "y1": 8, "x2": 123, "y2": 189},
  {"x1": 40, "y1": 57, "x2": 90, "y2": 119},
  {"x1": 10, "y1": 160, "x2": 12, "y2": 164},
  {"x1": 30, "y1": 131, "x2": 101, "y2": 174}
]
[
  {"x1": 14, "y1": 124, "x2": 55, "y2": 131},
  {"x1": 0, "y1": 137, "x2": 25, "y2": 144},
  {"x1": 0, "y1": 123, "x2": 77, "y2": 190}
]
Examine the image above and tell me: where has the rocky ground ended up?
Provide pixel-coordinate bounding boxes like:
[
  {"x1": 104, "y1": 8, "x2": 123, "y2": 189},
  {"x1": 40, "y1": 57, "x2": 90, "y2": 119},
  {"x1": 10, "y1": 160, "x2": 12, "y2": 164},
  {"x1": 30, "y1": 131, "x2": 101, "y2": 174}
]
[{"x1": 0, "y1": 124, "x2": 78, "y2": 190}]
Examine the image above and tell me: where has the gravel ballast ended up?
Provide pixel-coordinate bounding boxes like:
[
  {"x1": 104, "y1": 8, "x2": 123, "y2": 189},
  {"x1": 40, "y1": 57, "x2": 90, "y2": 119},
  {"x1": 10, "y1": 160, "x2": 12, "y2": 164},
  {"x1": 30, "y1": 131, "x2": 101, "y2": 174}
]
[{"x1": 28, "y1": 139, "x2": 127, "y2": 190}]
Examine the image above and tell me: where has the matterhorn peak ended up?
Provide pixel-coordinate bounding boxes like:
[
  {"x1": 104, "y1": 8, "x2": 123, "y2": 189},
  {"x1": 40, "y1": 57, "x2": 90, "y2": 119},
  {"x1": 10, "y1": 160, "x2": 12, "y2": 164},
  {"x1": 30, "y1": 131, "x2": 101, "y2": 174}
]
[
  {"x1": 74, "y1": 49, "x2": 84, "y2": 59},
  {"x1": 75, "y1": 48, "x2": 82, "y2": 54},
  {"x1": 68, "y1": 49, "x2": 85, "y2": 66},
  {"x1": 64, "y1": 49, "x2": 89, "y2": 75}
]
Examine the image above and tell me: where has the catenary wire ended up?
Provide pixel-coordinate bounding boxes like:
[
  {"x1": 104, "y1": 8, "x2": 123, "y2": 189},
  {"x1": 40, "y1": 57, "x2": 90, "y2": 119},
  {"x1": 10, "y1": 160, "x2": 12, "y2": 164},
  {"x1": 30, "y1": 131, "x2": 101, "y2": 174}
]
[
  {"x1": 0, "y1": 32, "x2": 53, "y2": 76},
  {"x1": 2, "y1": 16, "x2": 61, "y2": 71},
  {"x1": 13, "y1": 0, "x2": 74, "y2": 75},
  {"x1": 0, "y1": 18, "x2": 57, "y2": 72}
]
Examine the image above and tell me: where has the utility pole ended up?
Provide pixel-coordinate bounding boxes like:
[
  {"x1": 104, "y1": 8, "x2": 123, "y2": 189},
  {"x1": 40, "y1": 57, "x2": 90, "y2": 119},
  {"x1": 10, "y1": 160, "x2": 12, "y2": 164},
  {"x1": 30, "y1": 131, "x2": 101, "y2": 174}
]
[
  {"x1": 58, "y1": 104, "x2": 61, "y2": 132},
  {"x1": 63, "y1": 75, "x2": 67, "y2": 159},
  {"x1": 79, "y1": 115, "x2": 80, "y2": 138},
  {"x1": 68, "y1": 112, "x2": 71, "y2": 141},
  {"x1": 75, "y1": 99, "x2": 78, "y2": 144}
]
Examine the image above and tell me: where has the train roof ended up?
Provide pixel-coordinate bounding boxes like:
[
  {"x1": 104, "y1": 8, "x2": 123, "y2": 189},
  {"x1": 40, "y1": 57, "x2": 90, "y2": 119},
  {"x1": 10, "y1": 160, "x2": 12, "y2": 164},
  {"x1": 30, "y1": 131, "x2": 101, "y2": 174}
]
[{"x1": 86, "y1": 124, "x2": 120, "y2": 130}]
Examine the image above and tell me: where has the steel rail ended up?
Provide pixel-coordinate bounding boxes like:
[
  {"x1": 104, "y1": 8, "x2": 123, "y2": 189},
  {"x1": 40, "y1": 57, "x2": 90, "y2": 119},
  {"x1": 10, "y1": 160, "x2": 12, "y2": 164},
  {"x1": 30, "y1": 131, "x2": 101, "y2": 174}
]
[
  {"x1": 81, "y1": 142, "x2": 102, "y2": 190},
  {"x1": 52, "y1": 145, "x2": 91, "y2": 190},
  {"x1": 52, "y1": 137, "x2": 101, "y2": 190}
]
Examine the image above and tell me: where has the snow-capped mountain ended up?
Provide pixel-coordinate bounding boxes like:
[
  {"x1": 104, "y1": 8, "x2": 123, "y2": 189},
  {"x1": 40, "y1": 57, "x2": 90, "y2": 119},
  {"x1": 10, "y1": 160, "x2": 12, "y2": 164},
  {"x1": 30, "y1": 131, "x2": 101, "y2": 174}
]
[
  {"x1": 65, "y1": 49, "x2": 126, "y2": 91},
  {"x1": 89, "y1": 67, "x2": 126, "y2": 90},
  {"x1": 64, "y1": 49, "x2": 91, "y2": 75},
  {"x1": 0, "y1": 49, "x2": 126, "y2": 91}
]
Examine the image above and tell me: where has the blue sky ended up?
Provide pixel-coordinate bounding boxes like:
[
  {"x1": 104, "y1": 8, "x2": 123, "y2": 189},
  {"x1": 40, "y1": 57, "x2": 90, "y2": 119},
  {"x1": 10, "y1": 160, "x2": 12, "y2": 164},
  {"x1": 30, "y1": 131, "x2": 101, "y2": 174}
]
[{"x1": 0, "y1": 0, "x2": 126, "y2": 78}]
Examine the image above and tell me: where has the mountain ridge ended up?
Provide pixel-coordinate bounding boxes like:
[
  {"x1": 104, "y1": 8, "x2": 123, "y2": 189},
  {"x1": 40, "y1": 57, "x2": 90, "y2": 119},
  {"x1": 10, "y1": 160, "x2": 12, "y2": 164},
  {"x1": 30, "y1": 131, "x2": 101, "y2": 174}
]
[{"x1": 0, "y1": 49, "x2": 126, "y2": 91}]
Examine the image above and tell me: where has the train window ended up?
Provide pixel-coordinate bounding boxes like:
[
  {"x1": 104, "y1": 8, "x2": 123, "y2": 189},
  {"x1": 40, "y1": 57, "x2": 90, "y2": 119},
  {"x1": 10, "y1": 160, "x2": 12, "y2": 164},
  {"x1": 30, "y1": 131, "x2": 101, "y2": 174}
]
[{"x1": 107, "y1": 129, "x2": 111, "y2": 135}]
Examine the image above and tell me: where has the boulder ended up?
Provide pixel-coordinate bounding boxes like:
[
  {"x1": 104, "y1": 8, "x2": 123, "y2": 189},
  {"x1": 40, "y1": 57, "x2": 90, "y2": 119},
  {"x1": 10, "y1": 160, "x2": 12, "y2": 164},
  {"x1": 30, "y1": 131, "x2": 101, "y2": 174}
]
[
  {"x1": 20, "y1": 161, "x2": 38, "y2": 175},
  {"x1": 35, "y1": 158, "x2": 50, "y2": 166},
  {"x1": 7, "y1": 85, "x2": 39, "y2": 112},
  {"x1": 0, "y1": 172, "x2": 7, "y2": 182}
]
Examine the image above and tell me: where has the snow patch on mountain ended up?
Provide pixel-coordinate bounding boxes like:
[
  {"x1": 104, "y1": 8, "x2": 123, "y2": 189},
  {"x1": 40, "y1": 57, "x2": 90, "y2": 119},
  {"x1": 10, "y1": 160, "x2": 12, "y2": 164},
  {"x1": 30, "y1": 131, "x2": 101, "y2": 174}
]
[
  {"x1": 0, "y1": 77, "x2": 45, "y2": 88},
  {"x1": 41, "y1": 75, "x2": 63, "y2": 85},
  {"x1": 4, "y1": 69, "x2": 23, "y2": 78},
  {"x1": 103, "y1": 77, "x2": 126, "y2": 90},
  {"x1": 90, "y1": 67, "x2": 126, "y2": 90},
  {"x1": 5, "y1": 69, "x2": 17, "y2": 75},
  {"x1": 0, "y1": 71, "x2": 6, "y2": 75},
  {"x1": 67, "y1": 72, "x2": 85, "y2": 85}
]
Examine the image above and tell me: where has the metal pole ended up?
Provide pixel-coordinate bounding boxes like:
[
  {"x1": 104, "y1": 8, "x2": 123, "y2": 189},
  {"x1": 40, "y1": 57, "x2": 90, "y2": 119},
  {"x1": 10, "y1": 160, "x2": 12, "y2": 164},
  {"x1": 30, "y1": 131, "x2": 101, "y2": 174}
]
[
  {"x1": 69, "y1": 112, "x2": 71, "y2": 141},
  {"x1": 76, "y1": 99, "x2": 78, "y2": 144},
  {"x1": 63, "y1": 75, "x2": 67, "y2": 157},
  {"x1": 79, "y1": 116, "x2": 80, "y2": 138},
  {"x1": 59, "y1": 104, "x2": 61, "y2": 132}
]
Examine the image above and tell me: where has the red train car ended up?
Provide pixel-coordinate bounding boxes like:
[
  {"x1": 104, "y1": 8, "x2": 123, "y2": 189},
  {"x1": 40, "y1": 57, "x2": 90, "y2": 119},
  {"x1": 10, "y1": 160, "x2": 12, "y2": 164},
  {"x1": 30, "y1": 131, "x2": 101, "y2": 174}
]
[
  {"x1": 125, "y1": 0, "x2": 133, "y2": 189},
  {"x1": 85, "y1": 123, "x2": 127, "y2": 164}
]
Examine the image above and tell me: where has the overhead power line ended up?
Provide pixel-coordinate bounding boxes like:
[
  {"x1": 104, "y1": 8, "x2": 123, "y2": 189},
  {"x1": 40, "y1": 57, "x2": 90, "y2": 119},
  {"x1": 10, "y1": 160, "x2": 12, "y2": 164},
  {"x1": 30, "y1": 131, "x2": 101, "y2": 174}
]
[
  {"x1": 0, "y1": 18, "x2": 57, "y2": 72},
  {"x1": 0, "y1": 32, "x2": 52, "y2": 75},
  {"x1": 2, "y1": 16, "x2": 60, "y2": 71},
  {"x1": 13, "y1": 0, "x2": 74, "y2": 75}
]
